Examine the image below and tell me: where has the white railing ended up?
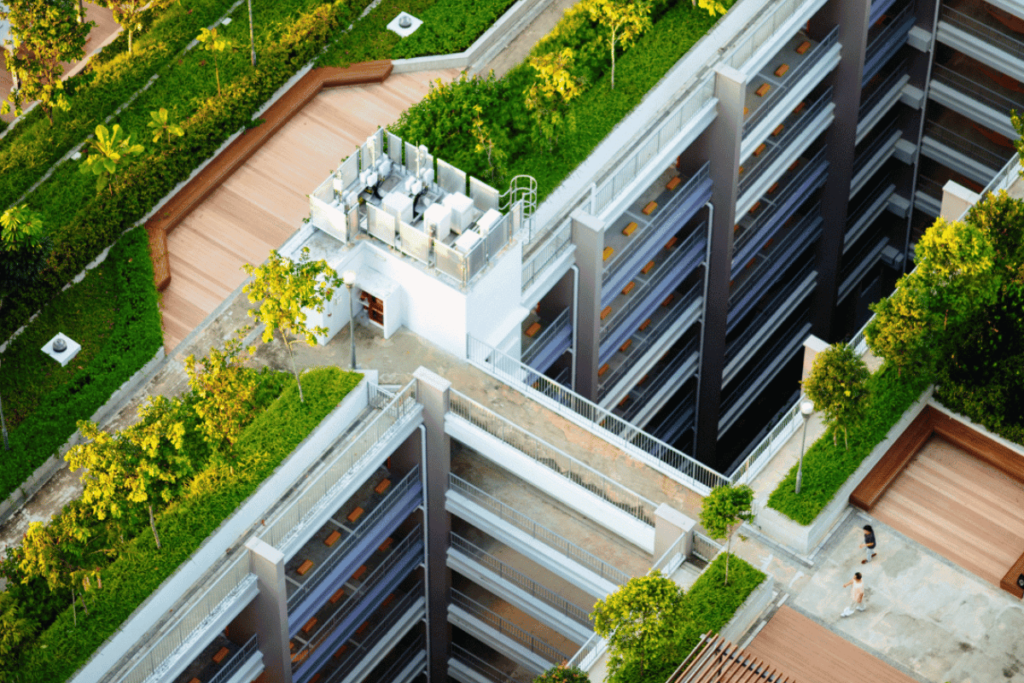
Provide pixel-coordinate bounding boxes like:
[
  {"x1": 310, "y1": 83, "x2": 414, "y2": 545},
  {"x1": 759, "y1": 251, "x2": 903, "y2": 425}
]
[
  {"x1": 451, "y1": 590, "x2": 571, "y2": 664},
  {"x1": 522, "y1": 307, "x2": 573, "y2": 368},
  {"x1": 259, "y1": 382, "x2": 418, "y2": 550},
  {"x1": 522, "y1": 216, "x2": 572, "y2": 293},
  {"x1": 119, "y1": 555, "x2": 254, "y2": 683},
  {"x1": 592, "y1": 78, "x2": 714, "y2": 216},
  {"x1": 206, "y1": 634, "x2": 259, "y2": 683},
  {"x1": 466, "y1": 336, "x2": 728, "y2": 494},
  {"x1": 725, "y1": 0, "x2": 807, "y2": 72},
  {"x1": 691, "y1": 531, "x2": 724, "y2": 563}
]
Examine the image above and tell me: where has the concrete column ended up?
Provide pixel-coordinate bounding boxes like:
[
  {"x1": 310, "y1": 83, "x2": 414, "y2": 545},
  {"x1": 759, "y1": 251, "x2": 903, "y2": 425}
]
[
  {"x1": 694, "y1": 64, "x2": 745, "y2": 465},
  {"x1": 809, "y1": 0, "x2": 872, "y2": 340},
  {"x1": 654, "y1": 504, "x2": 696, "y2": 561},
  {"x1": 801, "y1": 334, "x2": 830, "y2": 384},
  {"x1": 940, "y1": 181, "x2": 980, "y2": 221},
  {"x1": 570, "y1": 209, "x2": 605, "y2": 401},
  {"x1": 413, "y1": 367, "x2": 453, "y2": 683},
  {"x1": 238, "y1": 537, "x2": 292, "y2": 683}
]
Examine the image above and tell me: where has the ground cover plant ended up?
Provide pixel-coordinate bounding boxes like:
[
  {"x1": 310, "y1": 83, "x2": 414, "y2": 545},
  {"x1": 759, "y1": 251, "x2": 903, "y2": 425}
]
[
  {"x1": 0, "y1": 365, "x2": 362, "y2": 683},
  {"x1": 0, "y1": 227, "x2": 162, "y2": 502}
]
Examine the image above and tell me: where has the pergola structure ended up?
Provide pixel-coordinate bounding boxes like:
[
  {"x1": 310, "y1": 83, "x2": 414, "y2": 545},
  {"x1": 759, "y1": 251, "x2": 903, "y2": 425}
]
[{"x1": 667, "y1": 633, "x2": 795, "y2": 683}]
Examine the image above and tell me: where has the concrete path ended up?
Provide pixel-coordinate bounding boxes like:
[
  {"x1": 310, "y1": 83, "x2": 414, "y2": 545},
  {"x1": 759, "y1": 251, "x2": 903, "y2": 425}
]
[{"x1": 482, "y1": 0, "x2": 579, "y2": 78}]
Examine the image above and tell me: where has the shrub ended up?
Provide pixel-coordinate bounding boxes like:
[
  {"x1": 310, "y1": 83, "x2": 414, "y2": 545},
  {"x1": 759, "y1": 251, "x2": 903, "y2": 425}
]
[
  {"x1": 535, "y1": 666, "x2": 591, "y2": 683},
  {"x1": 802, "y1": 343, "x2": 870, "y2": 449}
]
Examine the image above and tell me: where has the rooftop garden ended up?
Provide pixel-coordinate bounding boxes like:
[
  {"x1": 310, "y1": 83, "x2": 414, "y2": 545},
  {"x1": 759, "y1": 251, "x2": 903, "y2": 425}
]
[{"x1": 767, "y1": 187, "x2": 1024, "y2": 525}]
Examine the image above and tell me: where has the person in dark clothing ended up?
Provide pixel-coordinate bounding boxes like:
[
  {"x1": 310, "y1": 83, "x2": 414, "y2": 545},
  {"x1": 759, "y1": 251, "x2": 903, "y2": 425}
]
[{"x1": 860, "y1": 524, "x2": 877, "y2": 564}]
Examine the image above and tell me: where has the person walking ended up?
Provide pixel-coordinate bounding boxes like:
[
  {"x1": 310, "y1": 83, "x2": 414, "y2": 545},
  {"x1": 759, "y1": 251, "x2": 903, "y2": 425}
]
[
  {"x1": 841, "y1": 572, "x2": 866, "y2": 617},
  {"x1": 860, "y1": 524, "x2": 877, "y2": 564}
]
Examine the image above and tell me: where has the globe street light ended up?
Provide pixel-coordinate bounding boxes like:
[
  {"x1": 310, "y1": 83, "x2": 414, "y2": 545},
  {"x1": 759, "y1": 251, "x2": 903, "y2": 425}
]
[
  {"x1": 795, "y1": 399, "x2": 814, "y2": 494},
  {"x1": 343, "y1": 271, "x2": 358, "y2": 370}
]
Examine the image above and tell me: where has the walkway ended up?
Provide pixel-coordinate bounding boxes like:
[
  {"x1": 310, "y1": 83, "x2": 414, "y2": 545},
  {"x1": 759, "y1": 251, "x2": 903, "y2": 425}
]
[{"x1": 158, "y1": 69, "x2": 459, "y2": 350}]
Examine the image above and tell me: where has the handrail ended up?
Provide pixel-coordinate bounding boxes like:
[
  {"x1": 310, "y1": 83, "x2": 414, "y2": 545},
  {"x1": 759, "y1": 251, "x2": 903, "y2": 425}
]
[
  {"x1": 466, "y1": 336, "x2": 729, "y2": 493},
  {"x1": 451, "y1": 644, "x2": 527, "y2": 683},
  {"x1": 449, "y1": 390, "x2": 657, "y2": 524},
  {"x1": 858, "y1": 58, "x2": 908, "y2": 121},
  {"x1": 691, "y1": 532, "x2": 724, "y2": 563},
  {"x1": 941, "y1": 3, "x2": 1024, "y2": 61},
  {"x1": 259, "y1": 381, "x2": 418, "y2": 551},
  {"x1": 372, "y1": 643, "x2": 426, "y2": 683},
  {"x1": 451, "y1": 590, "x2": 571, "y2": 664},
  {"x1": 865, "y1": 1, "x2": 915, "y2": 64},
  {"x1": 450, "y1": 533, "x2": 592, "y2": 626},
  {"x1": 287, "y1": 466, "x2": 421, "y2": 608},
  {"x1": 448, "y1": 474, "x2": 632, "y2": 585},
  {"x1": 924, "y1": 120, "x2": 1009, "y2": 170},
  {"x1": 852, "y1": 119, "x2": 900, "y2": 179},
  {"x1": 725, "y1": 0, "x2": 811, "y2": 72},
  {"x1": 207, "y1": 634, "x2": 259, "y2": 683},
  {"x1": 522, "y1": 217, "x2": 572, "y2": 292},
  {"x1": 523, "y1": 307, "x2": 573, "y2": 367}
]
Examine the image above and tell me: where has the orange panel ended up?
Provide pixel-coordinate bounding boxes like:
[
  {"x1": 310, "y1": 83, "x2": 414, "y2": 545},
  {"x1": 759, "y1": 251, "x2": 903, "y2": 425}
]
[
  {"x1": 525, "y1": 322, "x2": 542, "y2": 337},
  {"x1": 622, "y1": 221, "x2": 638, "y2": 236},
  {"x1": 325, "y1": 530, "x2": 341, "y2": 546},
  {"x1": 297, "y1": 560, "x2": 314, "y2": 576},
  {"x1": 374, "y1": 478, "x2": 391, "y2": 494},
  {"x1": 642, "y1": 201, "x2": 658, "y2": 215},
  {"x1": 666, "y1": 176, "x2": 682, "y2": 191},
  {"x1": 775, "y1": 63, "x2": 789, "y2": 77},
  {"x1": 755, "y1": 83, "x2": 771, "y2": 97}
]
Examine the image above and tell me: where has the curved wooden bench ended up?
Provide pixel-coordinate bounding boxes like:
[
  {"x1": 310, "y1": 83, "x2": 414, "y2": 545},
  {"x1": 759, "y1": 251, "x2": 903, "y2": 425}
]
[{"x1": 1001, "y1": 551, "x2": 1024, "y2": 599}]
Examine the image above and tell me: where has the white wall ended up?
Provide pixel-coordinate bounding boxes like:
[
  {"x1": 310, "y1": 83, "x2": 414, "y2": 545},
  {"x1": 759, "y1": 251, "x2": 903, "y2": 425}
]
[{"x1": 465, "y1": 240, "x2": 526, "y2": 351}]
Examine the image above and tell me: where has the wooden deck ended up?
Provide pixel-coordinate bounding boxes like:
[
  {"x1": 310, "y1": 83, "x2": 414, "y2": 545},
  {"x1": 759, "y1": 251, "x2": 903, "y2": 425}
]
[
  {"x1": 745, "y1": 606, "x2": 918, "y2": 683},
  {"x1": 871, "y1": 435, "x2": 1024, "y2": 590},
  {"x1": 158, "y1": 69, "x2": 459, "y2": 350}
]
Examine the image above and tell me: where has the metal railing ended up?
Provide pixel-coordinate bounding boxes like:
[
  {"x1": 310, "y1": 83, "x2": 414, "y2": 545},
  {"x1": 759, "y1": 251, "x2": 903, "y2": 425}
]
[
  {"x1": 452, "y1": 644, "x2": 529, "y2": 683},
  {"x1": 522, "y1": 217, "x2": 572, "y2": 292},
  {"x1": 853, "y1": 120, "x2": 900, "y2": 179},
  {"x1": 119, "y1": 555, "x2": 254, "y2": 683},
  {"x1": 523, "y1": 307, "x2": 573, "y2": 368},
  {"x1": 941, "y1": 3, "x2": 1024, "y2": 61},
  {"x1": 691, "y1": 532, "x2": 725, "y2": 563},
  {"x1": 599, "y1": 305, "x2": 701, "y2": 398},
  {"x1": 449, "y1": 390, "x2": 656, "y2": 524},
  {"x1": 451, "y1": 590, "x2": 571, "y2": 664},
  {"x1": 260, "y1": 382, "x2": 418, "y2": 551},
  {"x1": 374, "y1": 645, "x2": 426, "y2": 683},
  {"x1": 743, "y1": 26, "x2": 840, "y2": 136},
  {"x1": 592, "y1": 78, "x2": 715, "y2": 215},
  {"x1": 451, "y1": 534, "x2": 592, "y2": 626},
  {"x1": 858, "y1": 58, "x2": 908, "y2": 121},
  {"x1": 449, "y1": 474, "x2": 632, "y2": 585},
  {"x1": 287, "y1": 467, "x2": 421, "y2": 608},
  {"x1": 864, "y1": 1, "x2": 915, "y2": 78},
  {"x1": 207, "y1": 634, "x2": 259, "y2": 683},
  {"x1": 466, "y1": 336, "x2": 729, "y2": 493},
  {"x1": 925, "y1": 120, "x2": 1011, "y2": 171},
  {"x1": 931, "y1": 64, "x2": 1024, "y2": 123},
  {"x1": 726, "y1": 0, "x2": 810, "y2": 72}
]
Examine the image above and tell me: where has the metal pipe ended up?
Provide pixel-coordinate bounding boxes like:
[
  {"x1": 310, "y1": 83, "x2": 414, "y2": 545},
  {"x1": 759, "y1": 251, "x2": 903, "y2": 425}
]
[
  {"x1": 570, "y1": 264, "x2": 579, "y2": 392},
  {"x1": 416, "y1": 424, "x2": 430, "y2": 675}
]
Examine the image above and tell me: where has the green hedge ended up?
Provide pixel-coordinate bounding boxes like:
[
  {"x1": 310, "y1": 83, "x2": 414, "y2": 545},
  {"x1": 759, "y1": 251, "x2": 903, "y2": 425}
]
[
  {"x1": 0, "y1": 227, "x2": 162, "y2": 502},
  {"x1": 681, "y1": 552, "x2": 766, "y2": 642},
  {"x1": 18, "y1": 367, "x2": 363, "y2": 683},
  {"x1": 766, "y1": 365, "x2": 931, "y2": 525}
]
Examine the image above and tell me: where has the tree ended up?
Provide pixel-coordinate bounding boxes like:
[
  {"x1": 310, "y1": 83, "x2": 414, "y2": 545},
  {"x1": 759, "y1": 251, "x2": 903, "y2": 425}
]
[
  {"x1": 79, "y1": 124, "x2": 145, "y2": 194},
  {"x1": 692, "y1": 0, "x2": 729, "y2": 16},
  {"x1": 0, "y1": 592, "x2": 36, "y2": 663},
  {"x1": 914, "y1": 217, "x2": 998, "y2": 331},
  {"x1": 803, "y1": 343, "x2": 870, "y2": 449},
  {"x1": 0, "y1": 204, "x2": 50, "y2": 316},
  {"x1": 525, "y1": 48, "x2": 583, "y2": 147},
  {"x1": 185, "y1": 328, "x2": 260, "y2": 450},
  {"x1": 0, "y1": 0, "x2": 92, "y2": 125},
  {"x1": 243, "y1": 248, "x2": 339, "y2": 403},
  {"x1": 699, "y1": 484, "x2": 753, "y2": 586},
  {"x1": 865, "y1": 278, "x2": 936, "y2": 377},
  {"x1": 534, "y1": 666, "x2": 590, "y2": 683},
  {"x1": 197, "y1": 27, "x2": 233, "y2": 97},
  {"x1": 108, "y1": 0, "x2": 146, "y2": 56},
  {"x1": 65, "y1": 396, "x2": 192, "y2": 550},
  {"x1": 591, "y1": 572, "x2": 688, "y2": 683},
  {"x1": 580, "y1": 0, "x2": 651, "y2": 90},
  {"x1": 147, "y1": 107, "x2": 185, "y2": 145}
]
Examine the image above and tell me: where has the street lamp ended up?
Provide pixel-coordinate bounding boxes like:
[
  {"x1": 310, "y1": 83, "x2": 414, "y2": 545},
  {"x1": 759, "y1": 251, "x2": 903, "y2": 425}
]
[
  {"x1": 795, "y1": 399, "x2": 814, "y2": 494},
  {"x1": 343, "y1": 271, "x2": 358, "y2": 370}
]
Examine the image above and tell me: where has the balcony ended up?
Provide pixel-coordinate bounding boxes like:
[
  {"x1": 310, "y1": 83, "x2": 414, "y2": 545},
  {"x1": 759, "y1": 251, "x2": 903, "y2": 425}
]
[
  {"x1": 838, "y1": 234, "x2": 890, "y2": 303},
  {"x1": 921, "y1": 118, "x2": 1011, "y2": 186},
  {"x1": 286, "y1": 466, "x2": 423, "y2": 633},
  {"x1": 850, "y1": 121, "x2": 904, "y2": 197},
  {"x1": 613, "y1": 337, "x2": 699, "y2": 427},
  {"x1": 521, "y1": 218, "x2": 573, "y2": 302},
  {"x1": 914, "y1": 175, "x2": 944, "y2": 217},
  {"x1": 857, "y1": 58, "x2": 911, "y2": 144},
  {"x1": 870, "y1": 0, "x2": 900, "y2": 25},
  {"x1": 929, "y1": 62, "x2": 1024, "y2": 138},
  {"x1": 522, "y1": 308, "x2": 572, "y2": 375},
  {"x1": 741, "y1": 26, "x2": 841, "y2": 161},
  {"x1": 647, "y1": 385, "x2": 697, "y2": 447},
  {"x1": 938, "y1": 1, "x2": 1024, "y2": 83},
  {"x1": 863, "y1": 2, "x2": 916, "y2": 85},
  {"x1": 171, "y1": 634, "x2": 261, "y2": 683},
  {"x1": 737, "y1": 87, "x2": 834, "y2": 213},
  {"x1": 732, "y1": 148, "x2": 828, "y2": 277},
  {"x1": 450, "y1": 643, "x2": 531, "y2": 683},
  {"x1": 601, "y1": 163, "x2": 711, "y2": 305},
  {"x1": 845, "y1": 178, "x2": 897, "y2": 252}
]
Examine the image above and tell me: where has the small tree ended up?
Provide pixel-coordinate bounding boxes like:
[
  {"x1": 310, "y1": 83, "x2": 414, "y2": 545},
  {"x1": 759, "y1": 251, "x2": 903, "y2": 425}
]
[
  {"x1": 699, "y1": 484, "x2": 753, "y2": 586},
  {"x1": 0, "y1": 204, "x2": 50, "y2": 316},
  {"x1": 108, "y1": 0, "x2": 146, "y2": 55},
  {"x1": 915, "y1": 217, "x2": 998, "y2": 330},
  {"x1": 692, "y1": 0, "x2": 729, "y2": 16},
  {"x1": 185, "y1": 328, "x2": 259, "y2": 450},
  {"x1": 802, "y1": 343, "x2": 870, "y2": 449},
  {"x1": 197, "y1": 27, "x2": 233, "y2": 97},
  {"x1": 147, "y1": 107, "x2": 185, "y2": 145},
  {"x1": 579, "y1": 0, "x2": 651, "y2": 90},
  {"x1": 0, "y1": 0, "x2": 92, "y2": 125},
  {"x1": 525, "y1": 48, "x2": 583, "y2": 147},
  {"x1": 66, "y1": 396, "x2": 192, "y2": 550},
  {"x1": 534, "y1": 666, "x2": 590, "y2": 683},
  {"x1": 79, "y1": 124, "x2": 145, "y2": 194},
  {"x1": 242, "y1": 248, "x2": 340, "y2": 404},
  {"x1": 591, "y1": 572, "x2": 688, "y2": 683},
  {"x1": 865, "y1": 275, "x2": 937, "y2": 377}
]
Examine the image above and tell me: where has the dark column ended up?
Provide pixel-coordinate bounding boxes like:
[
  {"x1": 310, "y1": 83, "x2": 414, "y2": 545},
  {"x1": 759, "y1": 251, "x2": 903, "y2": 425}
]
[{"x1": 570, "y1": 210, "x2": 605, "y2": 401}]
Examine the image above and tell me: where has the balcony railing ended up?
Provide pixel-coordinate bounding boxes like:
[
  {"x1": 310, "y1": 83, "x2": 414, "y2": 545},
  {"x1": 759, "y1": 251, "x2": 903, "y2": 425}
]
[
  {"x1": 259, "y1": 381, "x2": 418, "y2": 552},
  {"x1": 522, "y1": 217, "x2": 572, "y2": 293},
  {"x1": 523, "y1": 307, "x2": 572, "y2": 369},
  {"x1": 859, "y1": 58, "x2": 908, "y2": 121},
  {"x1": 725, "y1": 0, "x2": 815, "y2": 72},
  {"x1": 452, "y1": 644, "x2": 530, "y2": 683},
  {"x1": 206, "y1": 635, "x2": 259, "y2": 683},
  {"x1": 691, "y1": 532, "x2": 724, "y2": 563},
  {"x1": 941, "y1": 2, "x2": 1024, "y2": 62},
  {"x1": 374, "y1": 643, "x2": 427, "y2": 683},
  {"x1": 592, "y1": 77, "x2": 715, "y2": 216},
  {"x1": 862, "y1": 1, "x2": 915, "y2": 85},
  {"x1": 616, "y1": 336, "x2": 699, "y2": 409},
  {"x1": 931, "y1": 64, "x2": 1024, "y2": 123},
  {"x1": 450, "y1": 533, "x2": 592, "y2": 626},
  {"x1": 853, "y1": 119, "x2": 900, "y2": 176},
  {"x1": 449, "y1": 474, "x2": 632, "y2": 585},
  {"x1": 451, "y1": 590, "x2": 571, "y2": 665},
  {"x1": 466, "y1": 336, "x2": 729, "y2": 493},
  {"x1": 287, "y1": 466, "x2": 421, "y2": 609},
  {"x1": 647, "y1": 388, "x2": 697, "y2": 446}
]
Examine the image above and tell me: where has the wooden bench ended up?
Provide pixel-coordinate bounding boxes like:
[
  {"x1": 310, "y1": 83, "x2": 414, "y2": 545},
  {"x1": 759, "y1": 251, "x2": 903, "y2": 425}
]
[
  {"x1": 749, "y1": 202, "x2": 761, "y2": 215},
  {"x1": 525, "y1": 322, "x2": 542, "y2": 337},
  {"x1": 189, "y1": 678, "x2": 201, "y2": 683},
  {"x1": 738, "y1": 165, "x2": 744, "y2": 175},
  {"x1": 213, "y1": 646, "x2": 230, "y2": 664},
  {"x1": 382, "y1": 593, "x2": 397, "y2": 609},
  {"x1": 309, "y1": 674, "x2": 322, "y2": 683},
  {"x1": 379, "y1": 537, "x2": 394, "y2": 553},
  {"x1": 598, "y1": 363, "x2": 610, "y2": 377},
  {"x1": 302, "y1": 618, "x2": 318, "y2": 635},
  {"x1": 356, "y1": 621, "x2": 370, "y2": 636},
  {"x1": 789, "y1": 160, "x2": 801, "y2": 171},
  {"x1": 622, "y1": 221, "x2": 638, "y2": 236},
  {"x1": 601, "y1": 306, "x2": 612, "y2": 320},
  {"x1": 374, "y1": 478, "x2": 391, "y2": 494},
  {"x1": 662, "y1": 294, "x2": 674, "y2": 307},
  {"x1": 639, "y1": 318, "x2": 652, "y2": 331},
  {"x1": 352, "y1": 565, "x2": 368, "y2": 581},
  {"x1": 753, "y1": 142, "x2": 767, "y2": 157},
  {"x1": 773, "y1": 124, "x2": 784, "y2": 136},
  {"x1": 793, "y1": 101, "x2": 806, "y2": 114},
  {"x1": 330, "y1": 587, "x2": 345, "y2": 604},
  {"x1": 333, "y1": 645, "x2": 349, "y2": 660},
  {"x1": 775, "y1": 63, "x2": 789, "y2": 77},
  {"x1": 346, "y1": 507, "x2": 364, "y2": 523},
  {"x1": 1000, "y1": 551, "x2": 1024, "y2": 599},
  {"x1": 642, "y1": 201, "x2": 658, "y2": 215},
  {"x1": 291, "y1": 650, "x2": 309, "y2": 665},
  {"x1": 296, "y1": 560, "x2": 314, "y2": 576},
  {"x1": 755, "y1": 83, "x2": 771, "y2": 97},
  {"x1": 619, "y1": 396, "x2": 630, "y2": 407},
  {"x1": 796, "y1": 40, "x2": 811, "y2": 54},
  {"x1": 768, "y1": 182, "x2": 779, "y2": 194},
  {"x1": 666, "y1": 176, "x2": 682, "y2": 191},
  {"x1": 665, "y1": 236, "x2": 678, "y2": 250},
  {"x1": 325, "y1": 530, "x2": 341, "y2": 546},
  {"x1": 622, "y1": 281, "x2": 635, "y2": 295},
  {"x1": 641, "y1": 261, "x2": 655, "y2": 275},
  {"x1": 743, "y1": 106, "x2": 749, "y2": 117},
  {"x1": 603, "y1": 246, "x2": 614, "y2": 261},
  {"x1": 620, "y1": 339, "x2": 632, "y2": 353}
]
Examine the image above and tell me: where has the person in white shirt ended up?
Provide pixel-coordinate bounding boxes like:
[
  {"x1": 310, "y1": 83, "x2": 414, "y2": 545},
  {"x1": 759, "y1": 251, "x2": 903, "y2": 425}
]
[{"x1": 841, "y1": 572, "x2": 866, "y2": 617}]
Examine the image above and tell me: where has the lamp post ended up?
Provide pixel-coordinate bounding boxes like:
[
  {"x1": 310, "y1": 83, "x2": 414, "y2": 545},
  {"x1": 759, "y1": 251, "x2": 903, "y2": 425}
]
[
  {"x1": 0, "y1": 360, "x2": 8, "y2": 450},
  {"x1": 795, "y1": 399, "x2": 814, "y2": 494},
  {"x1": 343, "y1": 271, "x2": 358, "y2": 370}
]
